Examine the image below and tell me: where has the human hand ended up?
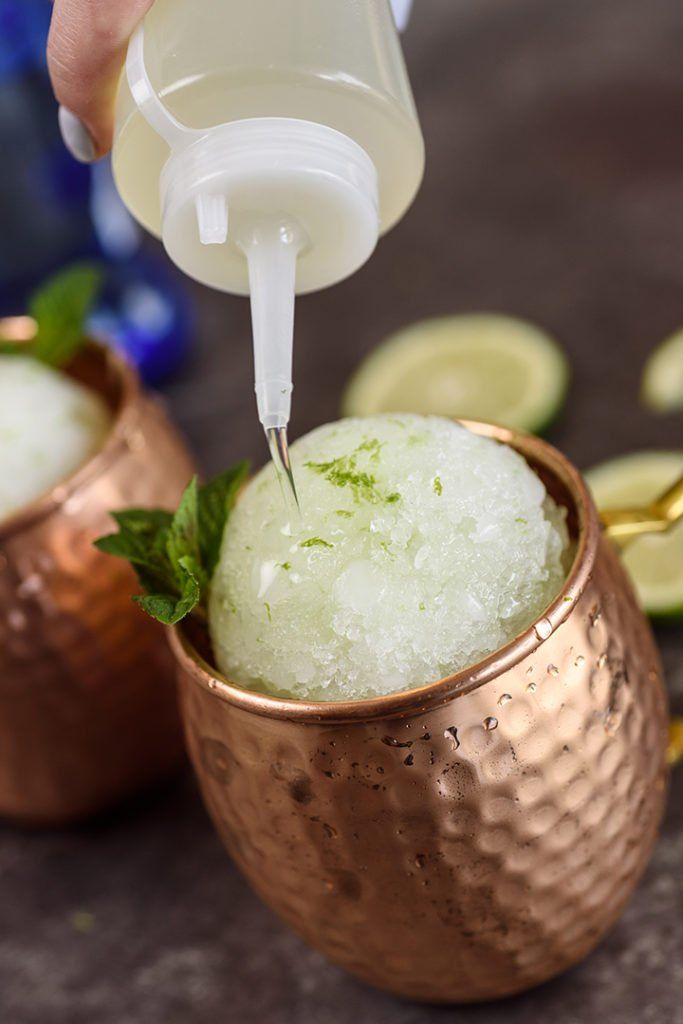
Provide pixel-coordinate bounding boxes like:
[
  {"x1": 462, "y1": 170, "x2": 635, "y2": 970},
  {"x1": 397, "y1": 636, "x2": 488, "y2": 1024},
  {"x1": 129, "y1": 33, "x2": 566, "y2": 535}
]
[{"x1": 48, "y1": 0, "x2": 155, "y2": 162}]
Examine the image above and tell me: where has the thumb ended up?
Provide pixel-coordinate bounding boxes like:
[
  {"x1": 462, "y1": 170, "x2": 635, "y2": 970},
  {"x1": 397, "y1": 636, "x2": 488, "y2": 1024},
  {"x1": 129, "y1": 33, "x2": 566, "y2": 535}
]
[{"x1": 48, "y1": 0, "x2": 155, "y2": 161}]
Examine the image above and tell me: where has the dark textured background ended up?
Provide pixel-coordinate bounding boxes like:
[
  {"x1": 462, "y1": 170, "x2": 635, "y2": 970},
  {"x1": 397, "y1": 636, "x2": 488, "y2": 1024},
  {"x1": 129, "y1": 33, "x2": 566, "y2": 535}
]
[{"x1": 1, "y1": 0, "x2": 682, "y2": 1021}]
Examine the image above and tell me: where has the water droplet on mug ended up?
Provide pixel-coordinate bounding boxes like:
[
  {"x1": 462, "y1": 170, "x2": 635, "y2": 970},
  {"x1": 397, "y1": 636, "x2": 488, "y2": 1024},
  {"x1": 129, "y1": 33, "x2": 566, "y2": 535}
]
[
  {"x1": 575, "y1": 655, "x2": 585, "y2": 667},
  {"x1": 125, "y1": 429, "x2": 146, "y2": 453},
  {"x1": 63, "y1": 492, "x2": 85, "y2": 516},
  {"x1": 17, "y1": 574, "x2": 43, "y2": 598},
  {"x1": 382, "y1": 735, "x2": 412, "y2": 749},
  {"x1": 527, "y1": 681, "x2": 537, "y2": 693},
  {"x1": 498, "y1": 693, "x2": 512, "y2": 707},
  {"x1": 547, "y1": 664, "x2": 559, "y2": 677},
  {"x1": 50, "y1": 485, "x2": 68, "y2": 505},
  {"x1": 444, "y1": 726, "x2": 460, "y2": 751},
  {"x1": 589, "y1": 605, "x2": 602, "y2": 628},
  {"x1": 8, "y1": 609, "x2": 26, "y2": 631},
  {"x1": 483, "y1": 717, "x2": 498, "y2": 731},
  {"x1": 604, "y1": 709, "x2": 623, "y2": 736},
  {"x1": 535, "y1": 618, "x2": 552, "y2": 640}
]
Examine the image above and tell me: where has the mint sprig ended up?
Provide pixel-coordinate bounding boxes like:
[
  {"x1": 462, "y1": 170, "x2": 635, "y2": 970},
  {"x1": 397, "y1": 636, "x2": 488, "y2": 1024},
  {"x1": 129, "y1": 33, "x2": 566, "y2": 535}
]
[
  {"x1": 95, "y1": 464, "x2": 249, "y2": 625},
  {"x1": 0, "y1": 262, "x2": 102, "y2": 367}
]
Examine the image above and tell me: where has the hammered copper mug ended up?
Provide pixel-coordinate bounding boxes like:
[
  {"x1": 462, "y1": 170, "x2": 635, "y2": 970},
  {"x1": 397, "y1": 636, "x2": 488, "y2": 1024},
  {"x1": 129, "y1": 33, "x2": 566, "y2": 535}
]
[
  {"x1": 171, "y1": 422, "x2": 670, "y2": 1003},
  {"x1": 0, "y1": 320, "x2": 195, "y2": 825}
]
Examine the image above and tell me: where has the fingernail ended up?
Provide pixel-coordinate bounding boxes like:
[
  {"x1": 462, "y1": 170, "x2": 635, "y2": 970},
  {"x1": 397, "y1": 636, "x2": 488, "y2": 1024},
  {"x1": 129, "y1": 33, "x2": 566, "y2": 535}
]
[{"x1": 58, "y1": 105, "x2": 97, "y2": 163}]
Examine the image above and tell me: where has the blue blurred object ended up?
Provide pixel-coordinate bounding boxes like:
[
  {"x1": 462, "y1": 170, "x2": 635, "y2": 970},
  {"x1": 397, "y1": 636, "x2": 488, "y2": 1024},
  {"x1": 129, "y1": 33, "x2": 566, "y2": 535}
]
[
  {"x1": 88, "y1": 161, "x2": 193, "y2": 385},
  {"x1": 0, "y1": 0, "x2": 193, "y2": 383}
]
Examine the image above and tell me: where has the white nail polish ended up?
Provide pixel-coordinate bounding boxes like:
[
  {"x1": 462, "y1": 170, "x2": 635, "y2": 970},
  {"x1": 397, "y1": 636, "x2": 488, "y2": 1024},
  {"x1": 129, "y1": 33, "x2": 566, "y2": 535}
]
[{"x1": 58, "y1": 106, "x2": 97, "y2": 163}]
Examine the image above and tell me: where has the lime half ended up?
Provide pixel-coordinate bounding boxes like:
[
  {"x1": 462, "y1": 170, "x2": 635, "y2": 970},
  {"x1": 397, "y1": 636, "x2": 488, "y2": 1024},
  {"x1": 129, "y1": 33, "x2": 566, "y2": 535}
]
[
  {"x1": 586, "y1": 450, "x2": 683, "y2": 618},
  {"x1": 343, "y1": 314, "x2": 569, "y2": 434},
  {"x1": 641, "y1": 329, "x2": 683, "y2": 413}
]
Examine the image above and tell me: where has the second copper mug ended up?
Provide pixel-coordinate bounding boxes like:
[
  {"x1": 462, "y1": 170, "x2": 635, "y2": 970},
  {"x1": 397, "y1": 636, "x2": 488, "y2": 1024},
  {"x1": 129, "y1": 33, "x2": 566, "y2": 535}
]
[
  {"x1": 172, "y1": 422, "x2": 670, "y2": 1003},
  {"x1": 0, "y1": 327, "x2": 195, "y2": 824}
]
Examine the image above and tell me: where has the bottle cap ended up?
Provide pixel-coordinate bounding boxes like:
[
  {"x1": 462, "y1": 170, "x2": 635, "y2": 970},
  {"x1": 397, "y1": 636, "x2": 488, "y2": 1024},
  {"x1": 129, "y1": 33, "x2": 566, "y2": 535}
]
[{"x1": 126, "y1": 24, "x2": 380, "y2": 296}]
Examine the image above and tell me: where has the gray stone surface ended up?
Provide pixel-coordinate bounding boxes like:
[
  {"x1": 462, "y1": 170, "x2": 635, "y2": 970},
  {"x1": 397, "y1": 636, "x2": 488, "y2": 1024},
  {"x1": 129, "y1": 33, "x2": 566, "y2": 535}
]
[{"x1": 1, "y1": 0, "x2": 682, "y2": 1020}]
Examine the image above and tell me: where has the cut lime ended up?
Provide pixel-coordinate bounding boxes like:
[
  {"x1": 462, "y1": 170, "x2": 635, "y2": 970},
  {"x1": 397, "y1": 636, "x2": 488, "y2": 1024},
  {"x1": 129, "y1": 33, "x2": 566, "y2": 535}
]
[
  {"x1": 641, "y1": 330, "x2": 683, "y2": 413},
  {"x1": 342, "y1": 314, "x2": 569, "y2": 434},
  {"x1": 586, "y1": 451, "x2": 683, "y2": 618}
]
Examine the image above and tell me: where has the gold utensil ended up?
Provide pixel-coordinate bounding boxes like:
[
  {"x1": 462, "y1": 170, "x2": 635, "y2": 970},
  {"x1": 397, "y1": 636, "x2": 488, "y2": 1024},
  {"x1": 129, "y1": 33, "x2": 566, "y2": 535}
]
[{"x1": 600, "y1": 473, "x2": 683, "y2": 548}]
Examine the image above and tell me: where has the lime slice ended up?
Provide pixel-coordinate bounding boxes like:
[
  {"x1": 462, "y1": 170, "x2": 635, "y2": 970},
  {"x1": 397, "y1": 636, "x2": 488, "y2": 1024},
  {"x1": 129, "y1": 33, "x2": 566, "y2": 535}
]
[
  {"x1": 342, "y1": 314, "x2": 569, "y2": 434},
  {"x1": 641, "y1": 330, "x2": 683, "y2": 413},
  {"x1": 585, "y1": 451, "x2": 683, "y2": 618}
]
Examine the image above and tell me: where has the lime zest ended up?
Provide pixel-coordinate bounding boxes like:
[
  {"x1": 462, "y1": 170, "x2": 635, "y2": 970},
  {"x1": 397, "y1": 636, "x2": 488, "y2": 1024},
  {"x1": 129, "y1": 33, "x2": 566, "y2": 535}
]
[{"x1": 306, "y1": 440, "x2": 401, "y2": 505}]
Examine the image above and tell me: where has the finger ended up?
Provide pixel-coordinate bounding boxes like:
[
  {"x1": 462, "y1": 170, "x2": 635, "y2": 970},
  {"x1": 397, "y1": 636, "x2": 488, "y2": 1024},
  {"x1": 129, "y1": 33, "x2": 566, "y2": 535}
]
[{"x1": 48, "y1": 0, "x2": 154, "y2": 160}]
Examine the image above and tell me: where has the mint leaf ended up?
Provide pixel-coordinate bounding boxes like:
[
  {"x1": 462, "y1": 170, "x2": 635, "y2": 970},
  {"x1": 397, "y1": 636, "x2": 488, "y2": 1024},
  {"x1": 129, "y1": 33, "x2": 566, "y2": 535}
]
[
  {"x1": 135, "y1": 584, "x2": 199, "y2": 625},
  {"x1": 197, "y1": 462, "x2": 249, "y2": 577},
  {"x1": 134, "y1": 554, "x2": 202, "y2": 625},
  {"x1": 94, "y1": 464, "x2": 249, "y2": 626},
  {"x1": 111, "y1": 509, "x2": 174, "y2": 533},
  {"x1": 95, "y1": 507, "x2": 177, "y2": 596},
  {"x1": 28, "y1": 262, "x2": 102, "y2": 367},
  {"x1": 166, "y1": 476, "x2": 205, "y2": 589}
]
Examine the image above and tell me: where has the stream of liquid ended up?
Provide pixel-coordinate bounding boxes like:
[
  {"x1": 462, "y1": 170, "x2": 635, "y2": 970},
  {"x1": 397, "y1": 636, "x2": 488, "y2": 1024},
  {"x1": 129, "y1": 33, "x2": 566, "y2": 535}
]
[{"x1": 267, "y1": 426, "x2": 299, "y2": 509}]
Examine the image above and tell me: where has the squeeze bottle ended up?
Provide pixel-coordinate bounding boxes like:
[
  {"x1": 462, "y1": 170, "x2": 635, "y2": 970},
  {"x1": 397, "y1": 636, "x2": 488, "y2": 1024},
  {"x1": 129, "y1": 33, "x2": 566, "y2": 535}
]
[{"x1": 112, "y1": 0, "x2": 424, "y2": 486}]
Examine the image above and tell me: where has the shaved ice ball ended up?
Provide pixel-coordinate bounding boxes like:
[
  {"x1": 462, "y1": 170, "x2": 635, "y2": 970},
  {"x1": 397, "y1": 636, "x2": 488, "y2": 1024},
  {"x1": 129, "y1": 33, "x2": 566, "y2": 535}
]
[
  {"x1": 209, "y1": 415, "x2": 569, "y2": 701},
  {"x1": 0, "y1": 355, "x2": 111, "y2": 522}
]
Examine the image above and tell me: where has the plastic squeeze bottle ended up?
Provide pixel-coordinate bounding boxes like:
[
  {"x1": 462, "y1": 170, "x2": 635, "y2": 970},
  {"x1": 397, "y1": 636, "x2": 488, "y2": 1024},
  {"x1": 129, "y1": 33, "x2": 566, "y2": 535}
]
[{"x1": 112, "y1": 0, "x2": 424, "y2": 492}]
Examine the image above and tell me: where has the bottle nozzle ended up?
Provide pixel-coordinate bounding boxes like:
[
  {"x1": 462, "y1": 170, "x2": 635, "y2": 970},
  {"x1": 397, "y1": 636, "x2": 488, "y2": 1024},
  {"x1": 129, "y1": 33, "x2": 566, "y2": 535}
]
[{"x1": 242, "y1": 220, "x2": 305, "y2": 502}]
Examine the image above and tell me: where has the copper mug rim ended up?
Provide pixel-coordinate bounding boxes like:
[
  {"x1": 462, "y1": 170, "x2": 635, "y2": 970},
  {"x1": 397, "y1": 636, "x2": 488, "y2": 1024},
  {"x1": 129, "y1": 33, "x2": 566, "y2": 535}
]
[
  {"x1": 0, "y1": 317, "x2": 142, "y2": 542},
  {"x1": 170, "y1": 420, "x2": 601, "y2": 725}
]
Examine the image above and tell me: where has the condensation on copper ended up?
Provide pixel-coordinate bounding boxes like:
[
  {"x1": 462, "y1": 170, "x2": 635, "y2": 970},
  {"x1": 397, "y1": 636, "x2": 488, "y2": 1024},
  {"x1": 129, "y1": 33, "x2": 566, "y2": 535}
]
[
  {"x1": 7, "y1": 609, "x2": 27, "y2": 631},
  {"x1": 534, "y1": 617, "x2": 553, "y2": 641},
  {"x1": 176, "y1": 545, "x2": 668, "y2": 1001},
  {"x1": 63, "y1": 492, "x2": 88, "y2": 517},
  {"x1": 124, "y1": 426, "x2": 147, "y2": 453},
  {"x1": 16, "y1": 574, "x2": 44, "y2": 599}
]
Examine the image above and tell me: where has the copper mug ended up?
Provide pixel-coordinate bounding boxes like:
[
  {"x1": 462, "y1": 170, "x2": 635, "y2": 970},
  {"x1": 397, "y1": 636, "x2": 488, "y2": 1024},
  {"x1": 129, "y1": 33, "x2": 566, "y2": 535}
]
[
  {"x1": 171, "y1": 421, "x2": 671, "y2": 1003},
  {"x1": 0, "y1": 321, "x2": 195, "y2": 825}
]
